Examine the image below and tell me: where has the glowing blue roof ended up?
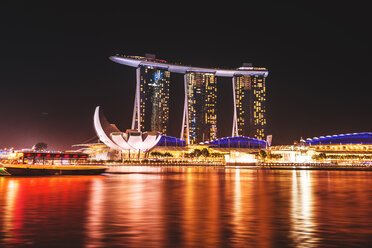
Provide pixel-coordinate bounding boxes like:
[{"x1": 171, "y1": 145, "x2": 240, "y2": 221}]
[
  {"x1": 208, "y1": 136, "x2": 267, "y2": 149},
  {"x1": 305, "y1": 132, "x2": 372, "y2": 145},
  {"x1": 156, "y1": 136, "x2": 186, "y2": 147}
]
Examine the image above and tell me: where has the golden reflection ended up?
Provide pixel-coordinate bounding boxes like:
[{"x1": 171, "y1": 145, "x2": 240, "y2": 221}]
[
  {"x1": 4, "y1": 167, "x2": 372, "y2": 247},
  {"x1": 232, "y1": 169, "x2": 244, "y2": 243},
  {"x1": 231, "y1": 169, "x2": 248, "y2": 245},
  {"x1": 183, "y1": 168, "x2": 221, "y2": 247},
  {"x1": 0, "y1": 176, "x2": 96, "y2": 247},
  {"x1": 85, "y1": 177, "x2": 104, "y2": 248},
  {"x1": 1, "y1": 178, "x2": 19, "y2": 244},
  {"x1": 107, "y1": 169, "x2": 163, "y2": 247},
  {"x1": 290, "y1": 170, "x2": 319, "y2": 247},
  {"x1": 184, "y1": 167, "x2": 196, "y2": 246},
  {"x1": 234, "y1": 169, "x2": 242, "y2": 215},
  {"x1": 256, "y1": 171, "x2": 272, "y2": 248}
]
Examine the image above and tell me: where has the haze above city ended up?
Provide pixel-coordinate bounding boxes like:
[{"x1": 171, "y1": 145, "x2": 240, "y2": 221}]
[{"x1": 1, "y1": 1, "x2": 370, "y2": 150}]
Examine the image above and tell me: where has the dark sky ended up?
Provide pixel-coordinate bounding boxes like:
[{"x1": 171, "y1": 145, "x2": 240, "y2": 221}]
[{"x1": 1, "y1": 1, "x2": 371, "y2": 150}]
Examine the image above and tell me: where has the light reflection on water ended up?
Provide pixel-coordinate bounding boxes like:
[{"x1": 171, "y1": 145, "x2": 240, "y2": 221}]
[
  {"x1": 290, "y1": 170, "x2": 318, "y2": 247},
  {"x1": 1, "y1": 167, "x2": 372, "y2": 247}
]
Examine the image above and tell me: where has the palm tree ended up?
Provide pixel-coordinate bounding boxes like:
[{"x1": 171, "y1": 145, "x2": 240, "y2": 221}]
[
  {"x1": 258, "y1": 150, "x2": 267, "y2": 161},
  {"x1": 33, "y1": 142, "x2": 48, "y2": 151},
  {"x1": 201, "y1": 148, "x2": 210, "y2": 157}
]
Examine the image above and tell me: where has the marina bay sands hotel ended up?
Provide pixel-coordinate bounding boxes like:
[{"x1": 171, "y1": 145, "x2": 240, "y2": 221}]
[{"x1": 110, "y1": 54, "x2": 268, "y2": 145}]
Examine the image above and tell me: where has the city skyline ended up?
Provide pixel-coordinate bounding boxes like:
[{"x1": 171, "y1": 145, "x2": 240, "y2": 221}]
[
  {"x1": 111, "y1": 55, "x2": 268, "y2": 144},
  {"x1": 2, "y1": 2, "x2": 372, "y2": 247},
  {"x1": 0, "y1": 1, "x2": 370, "y2": 150}
]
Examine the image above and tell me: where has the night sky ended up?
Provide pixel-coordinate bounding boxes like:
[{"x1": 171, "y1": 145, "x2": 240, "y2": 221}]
[{"x1": 1, "y1": 1, "x2": 370, "y2": 150}]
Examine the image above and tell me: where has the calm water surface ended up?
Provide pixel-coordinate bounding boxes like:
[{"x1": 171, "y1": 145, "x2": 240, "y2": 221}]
[{"x1": 1, "y1": 166, "x2": 372, "y2": 247}]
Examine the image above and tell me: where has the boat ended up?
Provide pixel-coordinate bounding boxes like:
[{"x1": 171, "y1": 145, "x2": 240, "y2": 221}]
[
  {"x1": 0, "y1": 164, "x2": 106, "y2": 176},
  {"x1": 0, "y1": 151, "x2": 107, "y2": 176}
]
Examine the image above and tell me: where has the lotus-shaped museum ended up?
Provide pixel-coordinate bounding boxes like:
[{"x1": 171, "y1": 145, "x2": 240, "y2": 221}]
[{"x1": 93, "y1": 106, "x2": 162, "y2": 151}]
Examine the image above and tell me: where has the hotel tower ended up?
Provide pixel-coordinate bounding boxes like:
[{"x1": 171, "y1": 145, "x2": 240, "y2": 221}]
[
  {"x1": 183, "y1": 72, "x2": 217, "y2": 144},
  {"x1": 133, "y1": 65, "x2": 170, "y2": 134},
  {"x1": 232, "y1": 70, "x2": 266, "y2": 140}
]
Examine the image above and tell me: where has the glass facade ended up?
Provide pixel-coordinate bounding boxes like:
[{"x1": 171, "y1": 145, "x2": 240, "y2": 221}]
[
  {"x1": 234, "y1": 75, "x2": 266, "y2": 140},
  {"x1": 136, "y1": 66, "x2": 170, "y2": 134},
  {"x1": 186, "y1": 72, "x2": 217, "y2": 144}
]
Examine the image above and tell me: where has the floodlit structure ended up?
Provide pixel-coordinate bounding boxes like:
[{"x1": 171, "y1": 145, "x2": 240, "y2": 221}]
[
  {"x1": 110, "y1": 54, "x2": 269, "y2": 144},
  {"x1": 233, "y1": 73, "x2": 266, "y2": 139},
  {"x1": 132, "y1": 66, "x2": 170, "y2": 134},
  {"x1": 269, "y1": 132, "x2": 372, "y2": 165},
  {"x1": 208, "y1": 136, "x2": 267, "y2": 149},
  {"x1": 207, "y1": 136, "x2": 268, "y2": 164},
  {"x1": 185, "y1": 72, "x2": 217, "y2": 144},
  {"x1": 157, "y1": 136, "x2": 186, "y2": 147},
  {"x1": 94, "y1": 106, "x2": 162, "y2": 152},
  {"x1": 305, "y1": 132, "x2": 372, "y2": 145}
]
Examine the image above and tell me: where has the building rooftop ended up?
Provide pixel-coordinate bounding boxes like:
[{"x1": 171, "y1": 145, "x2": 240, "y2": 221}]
[
  {"x1": 207, "y1": 136, "x2": 267, "y2": 149},
  {"x1": 110, "y1": 55, "x2": 269, "y2": 78},
  {"x1": 156, "y1": 136, "x2": 186, "y2": 147},
  {"x1": 305, "y1": 132, "x2": 372, "y2": 145}
]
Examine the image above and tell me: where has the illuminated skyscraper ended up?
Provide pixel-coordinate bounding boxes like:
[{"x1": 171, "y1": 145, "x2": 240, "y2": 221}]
[
  {"x1": 110, "y1": 55, "x2": 268, "y2": 143},
  {"x1": 181, "y1": 72, "x2": 217, "y2": 144},
  {"x1": 232, "y1": 74, "x2": 266, "y2": 140},
  {"x1": 133, "y1": 65, "x2": 170, "y2": 134}
]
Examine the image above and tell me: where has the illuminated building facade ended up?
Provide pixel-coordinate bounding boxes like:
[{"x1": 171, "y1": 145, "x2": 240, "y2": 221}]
[
  {"x1": 232, "y1": 74, "x2": 266, "y2": 140},
  {"x1": 182, "y1": 72, "x2": 217, "y2": 144},
  {"x1": 133, "y1": 66, "x2": 170, "y2": 134},
  {"x1": 110, "y1": 55, "x2": 269, "y2": 144},
  {"x1": 269, "y1": 132, "x2": 372, "y2": 164}
]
